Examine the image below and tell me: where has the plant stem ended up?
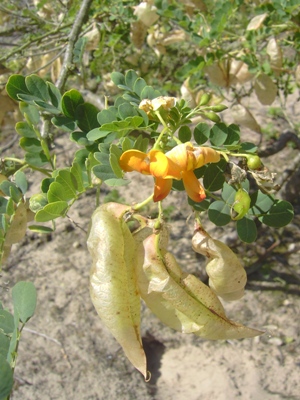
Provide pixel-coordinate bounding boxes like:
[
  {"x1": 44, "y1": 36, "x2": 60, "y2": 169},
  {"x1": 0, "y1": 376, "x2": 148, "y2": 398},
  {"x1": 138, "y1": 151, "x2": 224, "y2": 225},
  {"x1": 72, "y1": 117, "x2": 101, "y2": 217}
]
[
  {"x1": 56, "y1": 0, "x2": 94, "y2": 91},
  {"x1": 132, "y1": 194, "x2": 154, "y2": 211}
]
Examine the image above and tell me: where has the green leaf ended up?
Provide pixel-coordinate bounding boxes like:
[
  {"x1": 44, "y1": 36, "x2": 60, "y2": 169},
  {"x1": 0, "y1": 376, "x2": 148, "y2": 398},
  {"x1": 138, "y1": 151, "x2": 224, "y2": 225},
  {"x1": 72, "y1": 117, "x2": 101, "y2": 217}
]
[
  {"x1": 104, "y1": 178, "x2": 130, "y2": 187},
  {"x1": 261, "y1": 200, "x2": 294, "y2": 228},
  {"x1": 73, "y1": 37, "x2": 87, "y2": 63},
  {"x1": 41, "y1": 178, "x2": 54, "y2": 193},
  {"x1": 118, "y1": 103, "x2": 138, "y2": 119},
  {"x1": 236, "y1": 217, "x2": 257, "y2": 243},
  {"x1": 19, "y1": 102, "x2": 40, "y2": 125},
  {"x1": 140, "y1": 86, "x2": 161, "y2": 100},
  {"x1": 111, "y1": 72, "x2": 126, "y2": 87},
  {"x1": 33, "y1": 100, "x2": 60, "y2": 114},
  {"x1": 121, "y1": 137, "x2": 134, "y2": 152},
  {"x1": 47, "y1": 82, "x2": 62, "y2": 109},
  {"x1": 97, "y1": 107, "x2": 118, "y2": 125},
  {"x1": 61, "y1": 89, "x2": 84, "y2": 119},
  {"x1": 221, "y1": 182, "x2": 237, "y2": 202},
  {"x1": 0, "y1": 354, "x2": 13, "y2": 400},
  {"x1": 17, "y1": 93, "x2": 42, "y2": 104},
  {"x1": 133, "y1": 77, "x2": 147, "y2": 96},
  {"x1": 86, "y1": 128, "x2": 110, "y2": 141},
  {"x1": 70, "y1": 131, "x2": 93, "y2": 146},
  {"x1": 47, "y1": 182, "x2": 72, "y2": 202},
  {"x1": 125, "y1": 70, "x2": 139, "y2": 90},
  {"x1": 0, "y1": 310, "x2": 14, "y2": 334},
  {"x1": 70, "y1": 162, "x2": 85, "y2": 193},
  {"x1": 250, "y1": 191, "x2": 274, "y2": 215},
  {"x1": 208, "y1": 201, "x2": 231, "y2": 226},
  {"x1": 12, "y1": 281, "x2": 37, "y2": 324},
  {"x1": 15, "y1": 121, "x2": 36, "y2": 138},
  {"x1": 188, "y1": 197, "x2": 210, "y2": 211},
  {"x1": 193, "y1": 123, "x2": 210, "y2": 145},
  {"x1": 210, "y1": 123, "x2": 228, "y2": 146},
  {"x1": 35, "y1": 201, "x2": 68, "y2": 222},
  {"x1": 0, "y1": 181, "x2": 21, "y2": 200},
  {"x1": 5, "y1": 74, "x2": 29, "y2": 101},
  {"x1": 14, "y1": 171, "x2": 28, "y2": 194},
  {"x1": 52, "y1": 116, "x2": 77, "y2": 132},
  {"x1": 25, "y1": 74, "x2": 50, "y2": 102},
  {"x1": 99, "y1": 116, "x2": 144, "y2": 137},
  {"x1": 0, "y1": 332, "x2": 10, "y2": 358},
  {"x1": 20, "y1": 137, "x2": 42, "y2": 153},
  {"x1": 6, "y1": 198, "x2": 14, "y2": 216},
  {"x1": 56, "y1": 170, "x2": 78, "y2": 198},
  {"x1": 240, "y1": 142, "x2": 258, "y2": 153},
  {"x1": 0, "y1": 197, "x2": 8, "y2": 214},
  {"x1": 25, "y1": 152, "x2": 48, "y2": 167},
  {"x1": 224, "y1": 124, "x2": 240, "y2": 145},
  {"x1": 109, "y1": 153, "x2": 123, "y2": 179},
  {"x1": 28, "y1": 225, "x2": 54, "y2": 233},
  {"x1": 92, "y1": 164, "x2": 116, "y2": 181},
  {"x1": 178, "y1": 126, "x2": 192, "y2": 143},
  {"x1": 203, "y1": 160, "x2": 226, "y2": 191}
]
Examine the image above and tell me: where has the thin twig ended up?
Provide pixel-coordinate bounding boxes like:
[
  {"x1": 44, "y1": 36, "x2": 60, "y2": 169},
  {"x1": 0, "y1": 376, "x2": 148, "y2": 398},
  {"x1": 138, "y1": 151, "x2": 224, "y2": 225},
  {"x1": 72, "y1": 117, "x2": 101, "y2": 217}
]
[
  {"x1": 56, "y1": 0, "x2": 94, "y2": 91},
  {"x1": 23, "y1": 327, "x2": 72, "y2": 367},
  {"x1": 23, "y1": 327, "x2": 62, "y2": 346}
]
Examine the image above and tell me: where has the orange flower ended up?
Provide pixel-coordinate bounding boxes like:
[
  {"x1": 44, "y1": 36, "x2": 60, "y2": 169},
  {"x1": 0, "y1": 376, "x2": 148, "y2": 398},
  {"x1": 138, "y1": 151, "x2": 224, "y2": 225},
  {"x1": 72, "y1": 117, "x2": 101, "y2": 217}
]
[{"x1": 119, "y1": 142, "x2": 220, "y2": 202}]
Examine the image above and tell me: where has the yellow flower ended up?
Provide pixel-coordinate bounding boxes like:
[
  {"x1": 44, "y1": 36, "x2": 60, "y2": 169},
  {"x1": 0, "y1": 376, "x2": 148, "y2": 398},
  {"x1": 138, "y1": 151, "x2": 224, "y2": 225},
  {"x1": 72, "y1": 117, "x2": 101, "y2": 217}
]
[{"x1": 119, "y1": 142, "x2": 220, "y2": 202}]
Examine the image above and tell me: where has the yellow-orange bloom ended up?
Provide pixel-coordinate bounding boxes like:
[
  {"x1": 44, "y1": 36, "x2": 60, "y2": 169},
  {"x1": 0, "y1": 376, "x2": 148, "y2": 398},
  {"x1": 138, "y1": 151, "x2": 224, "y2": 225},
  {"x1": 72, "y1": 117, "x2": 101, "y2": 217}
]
[{"x1": 119, "y1": 142, "x2": 220, "y2": 202}]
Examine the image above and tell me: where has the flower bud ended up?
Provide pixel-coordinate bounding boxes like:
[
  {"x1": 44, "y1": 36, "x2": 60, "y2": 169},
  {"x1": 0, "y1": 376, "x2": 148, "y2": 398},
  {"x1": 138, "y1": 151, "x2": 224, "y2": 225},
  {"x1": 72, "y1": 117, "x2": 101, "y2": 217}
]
[{"x1": 202, "y1": 111, "x2": 221, "y2": 123}]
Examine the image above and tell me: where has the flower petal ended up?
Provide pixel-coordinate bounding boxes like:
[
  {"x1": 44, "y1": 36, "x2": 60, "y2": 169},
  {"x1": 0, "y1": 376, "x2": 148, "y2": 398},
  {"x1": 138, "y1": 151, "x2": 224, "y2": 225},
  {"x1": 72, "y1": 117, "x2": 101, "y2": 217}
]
[
  {"x1": 153, "y1": 177, "x2": 173, "y2": 202},
  {"x1": 119, "y1": 150, "x2": 150, "y2": 174},
  {"x1": 149, "y1": 150, "x2": 181, "y2": 179},
  {"x1": 194, "y1": 147, "x2": 221, "y2": 168},
  {"x1": 182, "y1": 171, "x2": 206, "y2": 202}
]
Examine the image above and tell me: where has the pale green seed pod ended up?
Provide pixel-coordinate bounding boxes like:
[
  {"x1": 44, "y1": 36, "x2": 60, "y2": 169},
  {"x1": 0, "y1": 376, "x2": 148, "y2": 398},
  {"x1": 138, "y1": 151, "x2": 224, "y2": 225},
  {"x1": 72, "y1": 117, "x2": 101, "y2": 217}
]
[
  {"x1": 232, "y1": 188, "x2": 251, "y2": 220},
  {"x1": 87, "y1": 202, "x2": 147, "y2": 379}
]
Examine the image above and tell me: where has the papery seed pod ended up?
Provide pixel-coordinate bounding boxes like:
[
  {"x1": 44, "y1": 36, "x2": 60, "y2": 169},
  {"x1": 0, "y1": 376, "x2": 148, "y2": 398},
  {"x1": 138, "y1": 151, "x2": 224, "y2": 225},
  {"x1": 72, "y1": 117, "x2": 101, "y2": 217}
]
[
  {"x1": 87, "y1": 202, "x2": 147, "y2": 379},
  {"x1": 138, "y1": 231, "x2": 262, "y2": 340},
  {"x1": 4, "y1": 202, "x2": 28, "y2": 246},
  {"x1": 229, "y1": 59, "x2": 253, "y2": 85},
  {"x1": 231, "y1": 104, "x2": 261, "y2": 133},
  {"x1": 254, "y1": 73, "x2": 277, "y2": 105},
  {"x1": 205, "y1": 62, "x2": 228, "y2": 88},
  {"x1": 295, "y1": 64, "x2": 300, "y2": 86},
  {"x1": 130, "y1": 20, "x2": 148, "y2": 49},
  {"x1": 246, "y1": 13, "x2": 268, "y2": 31},
  {"x1": 266, "y1": 38, "x2": 282, "y2": 77},
  {"x1": 192, "y1": 227, "x2": 247, "y2": 301},
  {"x1": 134, "y1": 2, "x2": 159, "y2": 27}
]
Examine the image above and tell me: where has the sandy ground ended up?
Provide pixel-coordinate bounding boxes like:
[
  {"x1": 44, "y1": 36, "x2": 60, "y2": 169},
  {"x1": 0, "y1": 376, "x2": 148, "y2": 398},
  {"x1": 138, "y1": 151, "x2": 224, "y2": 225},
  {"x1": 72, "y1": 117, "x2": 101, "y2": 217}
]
[{"x1": 1, "y1": 92, "x2": 300, "y2": 400}]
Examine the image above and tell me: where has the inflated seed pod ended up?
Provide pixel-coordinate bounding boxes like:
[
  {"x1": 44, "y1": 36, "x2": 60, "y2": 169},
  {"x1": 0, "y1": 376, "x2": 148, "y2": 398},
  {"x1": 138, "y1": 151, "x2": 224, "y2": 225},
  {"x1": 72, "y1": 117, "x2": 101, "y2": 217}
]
[
  {"x1": 87, "y1": 202, "x2": 147, "y2": 379},
  {"x1": 232, "y1": 188, "x2": 251, "y2": 220},
  {"x1": 192, "y1": 226, "x2": 247, "y2": 301},
  {"x1": 139, "y1": 232, "x2": 261, "y2": 340}
]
